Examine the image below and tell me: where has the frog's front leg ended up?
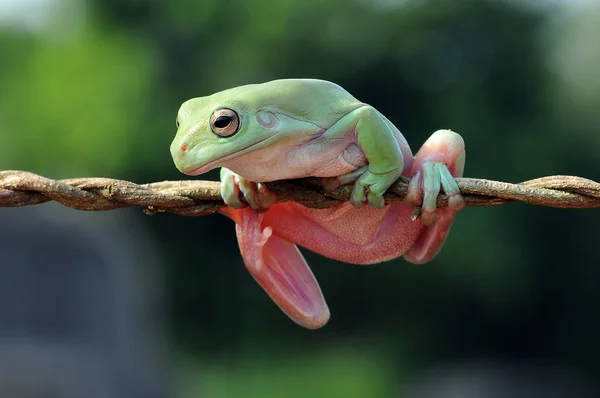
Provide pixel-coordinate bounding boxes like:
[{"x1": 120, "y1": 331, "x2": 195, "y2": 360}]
[
  {"x1": 321, "y1": 106, "x2": 404, "y2": 208},
  {"x1": 220, "y1": 168, "x2": 277, "y2": 210},
  {"x1": 404, "y1": 129, "x2": 466, "y2": 264}
]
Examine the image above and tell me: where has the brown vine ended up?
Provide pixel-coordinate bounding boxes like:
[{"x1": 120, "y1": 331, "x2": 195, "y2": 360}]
[{"x1": 1, "y1": 170, "x2": 599, "y2": 217}]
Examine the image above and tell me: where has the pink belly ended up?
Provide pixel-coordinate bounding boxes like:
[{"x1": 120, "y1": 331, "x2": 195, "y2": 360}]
[{"x1": 262, "y1": 202, "x2": 423, "y2": 264}]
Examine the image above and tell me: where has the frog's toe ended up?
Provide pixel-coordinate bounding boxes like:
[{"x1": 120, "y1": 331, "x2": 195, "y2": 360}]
[
  {"x1": 238, "y1": 179, "x2": 276, "y2": 210},
  {"x1": 221, "y1": 173, "x2": 246, "y2": 209},
  {"x1": 350, "y1": 182, "x2": 368, "y2": 207},
  {"x1": 367, "y1": 191, "x2": 386, "y2": 209},
  {"x1": 366, "y1": 181, "x2": 389, "y2": 209},
  {"x1": 322, "y1": 166, "x2": 368, "y2": 192},
  {"x1": 351, "y1": 168, "x2": 401, "y2": 208},
  {"x1": 220, "y1": 169, "x2": 276, "y2": 210},
  {"x1": 436, "y1": 162, "x2": 465, "y2": 211},
  {"x1": 407, "y1": 161, "x2": 464, "y2": 226},
  {"x1": 351, "y1": 182, "x2": 385, "y2": 208},
  {"x1": 420, "y1": 162, "x2": 441, "y2": 226},
  {"x1": 406, "y1": 170, "x2": 423, "y2": 207}
]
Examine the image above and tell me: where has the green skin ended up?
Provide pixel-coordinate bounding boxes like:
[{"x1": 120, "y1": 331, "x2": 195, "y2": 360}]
[
  {"x1": 171, "y1": 79, "x2": 418, "y2": 209},
  {"x1": 170, "y1": 79, "x2": 466, "y2": 329}
]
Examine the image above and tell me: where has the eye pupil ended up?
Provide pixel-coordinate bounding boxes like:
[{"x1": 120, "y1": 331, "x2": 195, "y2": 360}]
[
  {"x1": 214, "y1": 116, "x2": 231, "y2": 129},
  {"x1": 210, "y1": 108, "x2": 240, "y2": 137}
]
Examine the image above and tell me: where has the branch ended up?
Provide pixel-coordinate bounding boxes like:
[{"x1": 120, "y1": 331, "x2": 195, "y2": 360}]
[{"x1": 0, "y1": 170, "x2": 599, "y2": 217}]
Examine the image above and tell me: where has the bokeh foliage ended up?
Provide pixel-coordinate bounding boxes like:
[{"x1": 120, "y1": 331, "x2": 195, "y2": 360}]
[{"x1": 1, "y1": 0, "x2": 599, "y2": 396}]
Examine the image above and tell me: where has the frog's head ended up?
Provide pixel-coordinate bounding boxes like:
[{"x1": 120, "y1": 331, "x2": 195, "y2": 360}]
[{"x1": 170, "y1": 85, "x2": 288, "y2": 176}]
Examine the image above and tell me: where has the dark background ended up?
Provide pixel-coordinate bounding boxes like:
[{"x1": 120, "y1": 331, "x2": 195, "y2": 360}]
[{"x1": 1, "y1": 0, "x2": 599, "y2": 396}]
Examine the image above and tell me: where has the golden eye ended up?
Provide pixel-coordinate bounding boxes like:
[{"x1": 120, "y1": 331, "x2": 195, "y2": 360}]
[{"x1": 210, "y1": 108, "x2": 240, "y2": 137}]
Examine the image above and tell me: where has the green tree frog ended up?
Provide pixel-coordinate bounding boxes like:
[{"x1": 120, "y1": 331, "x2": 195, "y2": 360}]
[{"x1": 171, "y1": 79, "x2": 466, "y2": 329}]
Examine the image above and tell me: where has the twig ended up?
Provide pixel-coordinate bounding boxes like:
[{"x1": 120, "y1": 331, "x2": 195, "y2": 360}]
[{"x1": 0, "y1": 170, "x2": 599, "y2": 216}]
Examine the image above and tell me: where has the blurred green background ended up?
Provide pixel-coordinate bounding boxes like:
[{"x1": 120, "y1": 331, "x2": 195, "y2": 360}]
[{"x1": 1, "y1": 0, "x2": 600, "y2": 396}]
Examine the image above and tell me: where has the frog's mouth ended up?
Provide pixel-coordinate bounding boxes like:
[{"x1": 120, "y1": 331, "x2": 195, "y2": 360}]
[
  {"x1": 183, "y1": 134, "x2": 277, "y2": 176},
  {"x1": 219, "y1": 206, "x2": 330, "y2": 329}
]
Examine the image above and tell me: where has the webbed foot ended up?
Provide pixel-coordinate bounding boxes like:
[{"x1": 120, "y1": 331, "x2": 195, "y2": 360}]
[
  {"x1": 406, "y1": 161, "x2": 465, "y2": 226},
  {"x1": 322, "y1": 165, "x2": 402, "y2": 209},
  {"x1": 403, "y1": 129, "x2": 466, "y2": 263}
]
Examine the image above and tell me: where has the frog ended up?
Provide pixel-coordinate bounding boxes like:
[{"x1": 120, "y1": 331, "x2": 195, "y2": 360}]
[{"x1": 171, "y1": 79, "x2": 465, "y2": 329}]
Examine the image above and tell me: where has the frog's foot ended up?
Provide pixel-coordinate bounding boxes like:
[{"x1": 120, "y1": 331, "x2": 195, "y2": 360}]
[
  {"x1": 403, "y1": 129, "x2": 466, "y2": 263},
  {"x1": 406, "y1": 162, "x2": 465, "y2": 226},
  {"x1": 322, "y1": 165, "x2": 402, "y2": 209},
  {"x1": 351, "y1": 166, "x2": 403, "y2": 208},
  {"x1": 321, "y1": 166, "x2": 367, "y2": 192},
  {"x1": 220, "y1": 168, "x2": 276, "y2": 210},
  {"x1": 405, "y1": 129, "x2": 465, "y2": 226},
  {"x1": 219, "y1": 206, "x2": 330, "y2": 329}
]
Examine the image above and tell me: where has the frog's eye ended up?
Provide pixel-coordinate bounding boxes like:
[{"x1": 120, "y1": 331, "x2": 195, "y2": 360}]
[
  {"x1": 210, "y1": 108, "x2": 240, "y2": 137},
  {"x1": 176, "y1": 117, "x2": 180, "y2": 129}
]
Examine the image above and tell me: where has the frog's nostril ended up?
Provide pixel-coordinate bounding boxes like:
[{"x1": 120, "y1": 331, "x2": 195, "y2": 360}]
[{"x1": 181, "y1": 145, "x2": 188, "y2": 152}]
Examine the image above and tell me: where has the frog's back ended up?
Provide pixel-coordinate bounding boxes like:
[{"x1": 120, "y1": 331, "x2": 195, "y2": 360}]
[{"x1": 216, "y1": 79, "x2": 365, "y2": 129}]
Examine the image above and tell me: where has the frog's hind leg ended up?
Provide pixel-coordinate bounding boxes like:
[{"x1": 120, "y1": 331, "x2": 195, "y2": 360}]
[
  {"x1": 403, "y1": 129, "x2": 466, "y2": 264},
  {"x1": 219, "y1": 206, "x2": 330, "y2": 329}
]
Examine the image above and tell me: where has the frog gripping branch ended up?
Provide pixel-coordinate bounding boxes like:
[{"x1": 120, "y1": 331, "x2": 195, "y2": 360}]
[{"x1": 170, "y1": 79, "x2": 466, "y2": 329}]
